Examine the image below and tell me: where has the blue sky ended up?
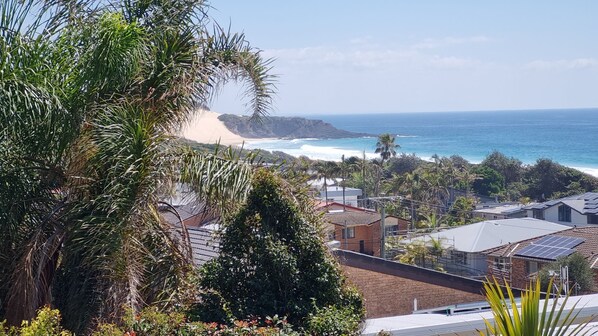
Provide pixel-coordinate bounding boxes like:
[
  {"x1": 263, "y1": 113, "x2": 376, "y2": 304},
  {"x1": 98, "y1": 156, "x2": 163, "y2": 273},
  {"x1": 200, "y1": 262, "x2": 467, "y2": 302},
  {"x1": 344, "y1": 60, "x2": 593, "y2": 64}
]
[{"x1": 209, "y1": 1, "x2": 598, "y2": 115}]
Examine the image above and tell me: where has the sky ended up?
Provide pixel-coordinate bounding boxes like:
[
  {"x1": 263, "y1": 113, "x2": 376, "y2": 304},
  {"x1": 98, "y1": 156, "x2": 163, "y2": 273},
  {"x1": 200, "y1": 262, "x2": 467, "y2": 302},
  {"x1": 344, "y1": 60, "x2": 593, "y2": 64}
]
[{"x1": 208, "y1": 1, "x2": 598, "y2": 116}]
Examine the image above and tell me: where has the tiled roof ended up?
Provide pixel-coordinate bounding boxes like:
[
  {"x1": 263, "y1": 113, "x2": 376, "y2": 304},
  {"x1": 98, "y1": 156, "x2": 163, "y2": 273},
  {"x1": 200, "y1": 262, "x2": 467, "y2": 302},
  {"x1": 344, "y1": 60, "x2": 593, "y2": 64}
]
[
  {"x1": 324, "y1": 210, "x2": 382, "y2": 226},
  {"x1": 524, "y1": 192, "x2": 598, "y2": 215},
  {"x1": 484, "y1": 226, "x2": 598, "y2": 267}
]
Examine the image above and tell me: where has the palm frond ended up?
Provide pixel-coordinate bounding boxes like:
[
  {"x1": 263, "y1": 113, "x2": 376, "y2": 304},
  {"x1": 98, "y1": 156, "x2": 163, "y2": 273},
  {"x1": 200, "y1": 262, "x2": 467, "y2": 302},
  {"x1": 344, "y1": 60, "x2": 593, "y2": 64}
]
[
  {"x1": 201, "y1": 25, "x2": 277, "y2": 120},
  {"x1": 179, "y1": 146, "x2": 255, "y2": 216}
]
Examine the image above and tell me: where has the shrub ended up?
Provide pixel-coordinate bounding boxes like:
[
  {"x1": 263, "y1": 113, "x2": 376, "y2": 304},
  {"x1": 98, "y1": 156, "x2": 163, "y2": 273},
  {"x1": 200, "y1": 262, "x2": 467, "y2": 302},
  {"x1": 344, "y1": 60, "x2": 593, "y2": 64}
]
[
  {"x1": 193, "y1": 170, "x2": 364, "y2": 330},
  {"x1": 19, "y1": 307, "x2": 70, "y2": 336},
  {"x1": 305, "y1": 305, "x2": 362, "y2": 336}
]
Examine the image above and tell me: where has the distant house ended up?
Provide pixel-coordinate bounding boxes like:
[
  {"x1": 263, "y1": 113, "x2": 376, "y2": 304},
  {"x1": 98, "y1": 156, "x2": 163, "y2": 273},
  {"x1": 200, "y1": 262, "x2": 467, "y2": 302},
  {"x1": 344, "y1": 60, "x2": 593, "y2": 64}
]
[
  {"x1": 484, "y1": 226, "x2": 598, "y2": 290},
  {"x1": 473, "y1": 203, "x2": 528, "y2": 220},
  {"x1": 319, "y1": 186, "x2": 363, "y2": 207},
  {"x1": 524, "y1": 192, "x2": 598, "y2": 226},
  {"x1": 402, "y1": 218, "x2": 570, "y2": 277},
  {"x1": 335, "y1": 250, "x2": 491, "y2": 318},
  {"x1": 320, "y1": 202, "x2": 409, "y2": 256}
]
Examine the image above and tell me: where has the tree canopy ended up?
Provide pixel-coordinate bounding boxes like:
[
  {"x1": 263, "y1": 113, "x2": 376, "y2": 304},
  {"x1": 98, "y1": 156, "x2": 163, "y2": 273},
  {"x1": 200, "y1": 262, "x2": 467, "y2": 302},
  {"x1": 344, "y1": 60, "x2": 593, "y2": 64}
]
[
  {"x1": 0, "y1": 0, "x2": 275, "y2": 331},
  {"x1": 194, "y1": 169, "x2": 363, "y2": 330}
]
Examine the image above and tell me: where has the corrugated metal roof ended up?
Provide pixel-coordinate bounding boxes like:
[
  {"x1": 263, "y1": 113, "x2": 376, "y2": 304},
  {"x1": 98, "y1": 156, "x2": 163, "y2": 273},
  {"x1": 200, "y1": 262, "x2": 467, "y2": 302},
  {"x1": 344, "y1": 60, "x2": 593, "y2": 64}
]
[
  {"x1": 524, "y1": 192, "x2": 598, "y2": 214},
  {"x1": 187, "y1": 226, "x2": 220, "y2": 267},
  {"x1": 405, "y1": 218, "x2": 570, "y2": 253}
]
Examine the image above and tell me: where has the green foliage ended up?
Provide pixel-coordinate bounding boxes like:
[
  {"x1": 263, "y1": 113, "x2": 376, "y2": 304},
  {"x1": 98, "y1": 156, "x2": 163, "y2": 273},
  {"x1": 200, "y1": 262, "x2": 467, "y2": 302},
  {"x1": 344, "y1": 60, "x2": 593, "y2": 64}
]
[
  {"x1": 472, "y1": 166, "x2": 505, "y2": 196},
  {"x1": 480, "y1": 277, "x2": 591, "y2": 336},
  {"x1": 375, "y1": 133, "x2": 400, "y2": 164},
  {"x1": 96, "y1": 307, "x2": 299, "y2": 335},
  {"x1": 19, "y1": 307, "x2": 70, "y2": 336},
  {"x1": 481, "y1": 151, "x2": 524, "y2": 186},
  {"x1": 305, "y1": 305, "x2": 362, "y2": 336},
  {"x1": 193, "y1": 170, "x2": 364, "y2": 331},
  {"x1": 0, "y1": 0, "x2": 275, "y2": 330},
  {"x1": 539, "y1": 253, "x2": 596, "y2": 293},
  {"x1": 446, "y1": 196, "x2": 476, "y2": 226},
  {"x1": 394, "y1": 236, "x2": 446, "y2": 271},
  {"x1": 524, "y1": 158, "x2": 598, "y2": 200}
]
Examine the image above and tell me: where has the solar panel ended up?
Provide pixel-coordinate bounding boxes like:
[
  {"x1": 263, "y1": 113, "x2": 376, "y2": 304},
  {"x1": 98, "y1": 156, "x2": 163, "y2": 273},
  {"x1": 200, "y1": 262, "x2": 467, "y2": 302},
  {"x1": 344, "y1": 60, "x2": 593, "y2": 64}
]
[
  {"x1": 533, "y1": 235, "x2": 584, "y2": 249},
  {"x1": 515, "y1": 244, "x2": 575, "y2": 260}
]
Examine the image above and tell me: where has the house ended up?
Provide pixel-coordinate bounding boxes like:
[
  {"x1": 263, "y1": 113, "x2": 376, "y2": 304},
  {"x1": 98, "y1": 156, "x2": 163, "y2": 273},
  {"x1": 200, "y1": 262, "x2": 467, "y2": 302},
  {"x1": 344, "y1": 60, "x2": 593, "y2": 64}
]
[
  {"x1": 402, "y1": 218, "x2": 570, "y2": 277},
  {"x1": 335, "y1": 250, "x2": 492, "y2": 318},
  {"x1": 160, "y1": 202, "x2": 221, "y2": 267},
  {"x1": 473, "y1": 203, "x2": 528, "y2": 220},
  {"x1": 524, "y1": 192, "x2": 598, "y2": 226},
  {"x1": 319, "y1": 186, "x2": 363, "y2": 207},
  {"x1": 484, "y1": 226, "x2": 598, "y2": 290},
  {"x1": 321, "y1": 202, "x2": 409, "y2": 256}
]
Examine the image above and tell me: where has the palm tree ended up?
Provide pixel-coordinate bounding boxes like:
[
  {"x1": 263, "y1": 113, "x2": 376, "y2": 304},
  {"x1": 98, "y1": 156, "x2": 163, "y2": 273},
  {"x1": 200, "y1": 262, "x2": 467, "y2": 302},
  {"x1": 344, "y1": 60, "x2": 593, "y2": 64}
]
[
  {"x1": 313, "y1": 160, "x2": 341, "y2": 205},
  {"x1": 0, "y1": 0, "x2": 275, "y2": 330},
  {"x1": 375, "y1": 133, "x2": 400, "y2": 166}
]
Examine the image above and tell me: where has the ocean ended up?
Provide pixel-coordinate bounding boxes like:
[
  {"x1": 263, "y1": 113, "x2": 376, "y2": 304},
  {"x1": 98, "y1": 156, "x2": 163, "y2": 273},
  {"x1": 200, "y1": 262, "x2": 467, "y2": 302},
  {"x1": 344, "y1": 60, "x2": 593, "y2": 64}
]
[{"x1": 244, "y1": 109, "x2": 598, "y2": 177}]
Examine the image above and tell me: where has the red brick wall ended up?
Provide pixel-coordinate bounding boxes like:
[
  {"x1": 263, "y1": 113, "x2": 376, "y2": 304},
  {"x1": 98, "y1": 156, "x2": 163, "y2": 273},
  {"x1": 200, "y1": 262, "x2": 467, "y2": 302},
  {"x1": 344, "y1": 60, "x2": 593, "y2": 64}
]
[
  {"x1": 342, "y1": 265, "x2": 485, "y2": 318},
  {"x1": 334, "y1": 224, "x2": 381, "y2": 256}
]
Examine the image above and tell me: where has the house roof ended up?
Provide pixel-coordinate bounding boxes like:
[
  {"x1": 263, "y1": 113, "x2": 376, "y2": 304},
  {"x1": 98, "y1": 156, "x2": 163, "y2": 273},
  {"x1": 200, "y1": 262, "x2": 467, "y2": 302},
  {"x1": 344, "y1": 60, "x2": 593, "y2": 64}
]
[
  {"x1": 473, "y1": 204, "x2": 526, "y2": 215},
  {"x1": 325, "y1": 210, "x2": 383, "y2": 226},
  {"x1": 484, "y1": 226, "x2": 598, "y2": 267},
  {"x1": 187, "y1": 225, "x2": 220, "y2": 267},
  {"x1": 160, "y1": 202, "x2": 218, "y2": 226},
  {"x1": 405, "y1": 218, "x2": 570, "y2": 253},
  {"x1": 524, "y1": 192, "x2": 598, "y2": 215}
]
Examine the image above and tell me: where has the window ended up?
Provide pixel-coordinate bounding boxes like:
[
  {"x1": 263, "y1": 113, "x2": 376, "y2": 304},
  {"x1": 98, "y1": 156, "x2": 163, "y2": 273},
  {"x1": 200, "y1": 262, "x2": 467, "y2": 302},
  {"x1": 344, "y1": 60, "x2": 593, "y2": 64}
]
[
  {"x1": 533, "y1": 209, "x2": 544, "y2": 220},
  {"x1": 341, "y1": 227, "x2": 355, "y2": 239},
  {"x1": 588, "y1": 214, "x2": 598, "y2": 225},
  {"x1": 558, "y1": 205, "x2": 571, "y2": 222},
  {"x1": 451, "y1": 251, "x2": 468, "y2": 265},
  {"x1": 526, "y1": 261, "x2": 538, "y2": 275},
  {"x1": 494, "y1": 257, "x2": 507, "y2": 270}
]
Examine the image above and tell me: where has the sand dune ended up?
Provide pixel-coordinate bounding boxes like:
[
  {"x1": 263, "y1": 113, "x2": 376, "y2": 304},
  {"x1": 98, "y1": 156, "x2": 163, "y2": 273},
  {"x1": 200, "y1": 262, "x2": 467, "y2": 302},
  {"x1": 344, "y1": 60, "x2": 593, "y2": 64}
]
[{"x1": 179, "y1": 110, "x2": 249, "y2": 146}]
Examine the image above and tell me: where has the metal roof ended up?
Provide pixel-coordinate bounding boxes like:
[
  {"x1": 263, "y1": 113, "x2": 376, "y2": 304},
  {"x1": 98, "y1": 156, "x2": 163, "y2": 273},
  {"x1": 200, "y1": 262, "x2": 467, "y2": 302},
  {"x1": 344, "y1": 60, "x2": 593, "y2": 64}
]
[
  {"x1": 524, "y1": 192, "x2": 598, "y2": 215},
  {"x1": 404, "y1": 218, "x2": 570, "y2": 253}
]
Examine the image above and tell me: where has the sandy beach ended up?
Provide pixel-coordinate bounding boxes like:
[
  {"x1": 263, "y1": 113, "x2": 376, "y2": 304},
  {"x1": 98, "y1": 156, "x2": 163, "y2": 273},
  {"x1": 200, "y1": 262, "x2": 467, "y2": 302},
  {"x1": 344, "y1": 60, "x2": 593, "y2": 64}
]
[{"x1": 179, "y1": 110, "x2": 257, "y2": 146}]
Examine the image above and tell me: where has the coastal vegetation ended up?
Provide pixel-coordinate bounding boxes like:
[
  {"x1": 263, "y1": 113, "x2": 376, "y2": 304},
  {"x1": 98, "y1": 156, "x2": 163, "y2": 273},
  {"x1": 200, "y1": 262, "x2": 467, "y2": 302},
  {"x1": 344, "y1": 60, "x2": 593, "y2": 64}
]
[
  {"x1": 0, "y1": 0, "x2": 367, "y2": 334},
  {"x1": 300, "y1": 149, "x2": 598, "y2": 228}
]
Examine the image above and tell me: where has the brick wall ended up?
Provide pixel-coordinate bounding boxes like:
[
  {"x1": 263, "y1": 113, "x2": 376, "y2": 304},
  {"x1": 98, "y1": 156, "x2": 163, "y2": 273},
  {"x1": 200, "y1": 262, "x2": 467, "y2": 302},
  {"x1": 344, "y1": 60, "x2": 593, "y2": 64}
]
[
  {"x1": 333, "y1": 223, "x2": 383, "y2": 256},
  {"x1": 342, "y1": 265, "x2": 485, "y2": 318},
  {"x1": 334, "y1": 251, "x2": 497, "y2": 318},
  {"x1": 486, "y1": 255, "x2": 548, "y2": 289}
]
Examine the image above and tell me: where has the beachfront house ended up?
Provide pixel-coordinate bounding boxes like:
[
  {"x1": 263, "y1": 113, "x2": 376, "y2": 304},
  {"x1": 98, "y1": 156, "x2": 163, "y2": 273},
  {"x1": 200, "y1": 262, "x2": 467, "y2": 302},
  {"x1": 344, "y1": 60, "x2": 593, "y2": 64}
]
[
  {"x1": 320, "y1": 202, "x2": 409, "y2": 256},
  {"x1": 319, "y1": 186, "x2": 363, "y2": 207},
  {"x1": 524, "y1": 192, "x2": 598, "y2": 226},
  {"x1": 401, "y1": 218, "x2": 570, "y2": 277},
  {"x1": 484, "y1": 226, "x2": 598, "y2": 291}
]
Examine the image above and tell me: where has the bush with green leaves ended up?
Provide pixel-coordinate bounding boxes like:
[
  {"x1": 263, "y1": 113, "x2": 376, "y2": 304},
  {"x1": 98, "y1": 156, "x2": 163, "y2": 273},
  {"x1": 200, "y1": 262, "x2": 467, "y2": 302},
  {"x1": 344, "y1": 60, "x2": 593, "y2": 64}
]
[
  {"x1": 192, "y1": 169, "x2": 364, "y2": 331},
  {"x1": 538, "y1": 253, "x2": 595, "y2": 293},
  {"x1": 305, "y1": 304, "x2": 362, "y2": 336},
  {"x1": 0, "y1": 307, "x2": 71, "y2": 336}
]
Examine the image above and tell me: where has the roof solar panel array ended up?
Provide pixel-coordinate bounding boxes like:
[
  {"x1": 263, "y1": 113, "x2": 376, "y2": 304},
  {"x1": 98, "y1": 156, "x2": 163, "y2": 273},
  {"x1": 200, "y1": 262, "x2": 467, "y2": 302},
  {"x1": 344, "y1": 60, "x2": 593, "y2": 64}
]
[
  {"x1": 515, "y1": 235, "x2": 585, "y2": 261},
  {"x1": 533, "y1": 235, "x2": 584, "y2": 249}
]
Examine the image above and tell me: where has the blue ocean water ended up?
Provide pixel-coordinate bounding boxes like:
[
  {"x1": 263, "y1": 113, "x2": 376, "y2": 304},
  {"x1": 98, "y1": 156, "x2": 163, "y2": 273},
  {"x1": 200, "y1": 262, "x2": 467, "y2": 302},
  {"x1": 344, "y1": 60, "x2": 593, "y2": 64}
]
[{"x1": 245, "y1": 109, "x2": 598, "y2": 175}]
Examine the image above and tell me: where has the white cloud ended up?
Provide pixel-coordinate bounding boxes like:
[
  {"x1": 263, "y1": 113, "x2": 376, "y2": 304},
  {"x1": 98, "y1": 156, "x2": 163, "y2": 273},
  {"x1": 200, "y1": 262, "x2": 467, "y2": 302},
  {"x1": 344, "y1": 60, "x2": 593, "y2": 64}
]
[
  {"x1": 264, "y1": 39, "x2": 490, "y2": 70},
  {"x1": 410, "y1": 36, "x2": 491, "y2": 50},
  {"x1": 525, "y1": 58, "x2": 598, "y2": 70}
]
